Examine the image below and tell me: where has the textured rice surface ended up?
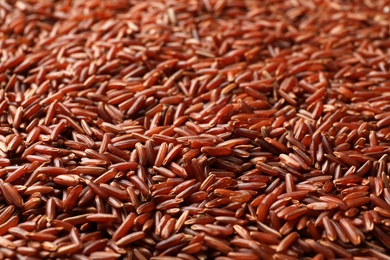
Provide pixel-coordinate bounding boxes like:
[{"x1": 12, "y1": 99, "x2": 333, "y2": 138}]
[{"x1": 0, "y1": 0, "x2": 390, "y2": 259}]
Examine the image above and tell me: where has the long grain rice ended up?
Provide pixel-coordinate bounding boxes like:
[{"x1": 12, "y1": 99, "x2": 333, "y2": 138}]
[{"x1": 0, "y1": 0, "x2": 389, "y2": 258}]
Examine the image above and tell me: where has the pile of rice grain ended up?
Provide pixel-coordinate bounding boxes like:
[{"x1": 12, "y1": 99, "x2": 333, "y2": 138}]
[{"x1": 0, "y1": 0, "x2": 390, "y2": 259}]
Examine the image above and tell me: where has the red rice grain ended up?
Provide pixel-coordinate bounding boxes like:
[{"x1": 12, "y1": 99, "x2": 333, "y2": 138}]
[{"x1": 0, "y1": 0, "x2": 388, "y2": 258}]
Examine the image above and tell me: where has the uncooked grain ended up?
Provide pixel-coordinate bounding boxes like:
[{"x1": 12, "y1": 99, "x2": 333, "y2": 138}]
[{"x1": 0, "y1": 0, "x2": 389, "y2": 258}]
